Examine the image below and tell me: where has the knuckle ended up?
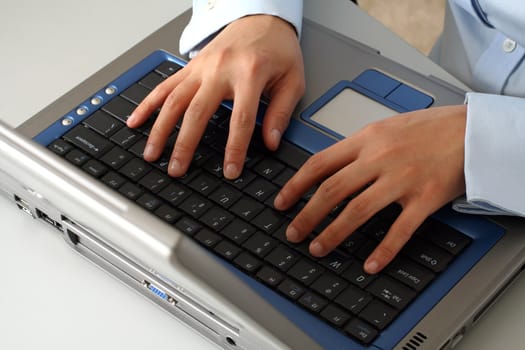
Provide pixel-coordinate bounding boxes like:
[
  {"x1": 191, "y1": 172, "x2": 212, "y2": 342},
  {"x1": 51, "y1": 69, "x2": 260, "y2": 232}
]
[
  {"x1": 230, "y1": 110, "x2": 254, "y2": 130},
  {"x1": 318, "y1": 176, "x2": 344, "y2": 200},
  {"x1": 346, "y1": 196, "x2": 372, "y2": 222},
  {"x1": 304, "y1": 152, "x2": 327, "y2": 175},
  {"x1": 185, "y1": 100, "x2": 208, "y2": 123}
]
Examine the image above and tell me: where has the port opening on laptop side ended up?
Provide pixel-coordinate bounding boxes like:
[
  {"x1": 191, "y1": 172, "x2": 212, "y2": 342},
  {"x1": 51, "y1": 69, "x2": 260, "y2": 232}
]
[{"x1": 5, "y1": 188, "x2": 243, "y2": 350}]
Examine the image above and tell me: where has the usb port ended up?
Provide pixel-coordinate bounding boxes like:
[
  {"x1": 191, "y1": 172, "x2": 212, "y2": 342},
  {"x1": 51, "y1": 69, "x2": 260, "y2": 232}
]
[
  {"x1": 15, "y1": 195, "x2": 35, "y2": 218},
  {"x1": 36, "y1": 209, "x2": 63, "y2": 231},
  {"x1": 143, "y1": 281, "x2": 176, "y2": 305}
]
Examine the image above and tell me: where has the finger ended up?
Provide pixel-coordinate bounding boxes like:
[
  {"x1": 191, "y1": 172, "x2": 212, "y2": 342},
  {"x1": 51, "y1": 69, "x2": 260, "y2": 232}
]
[
  {"x1": 223, "y1": 82, "x2": 264, "y2": 179},
  {"x1": 285, "y1": 159, "x2": 376, "y2": 243},
  {"x1": 364, "y1": 203, "x2": 429, "y2": 274},
  {"x1": 143, "y1": 81, "x2": 198, "y2": 162},
  {"x1": 274, "y1": 138, "x2": 360, "y2": 211},
  {"x1": 307, "y1": 177, "x2": 403, "y2": 257},
  {"x1": 127, "y1": 69, "x2": 187, "y2": 128},
  {"x1": 261, "y1": 77, "x2": 304, "y2": 151},
  {"x1": 168, "y1": 81, "x2": 225, "y2": 177}
]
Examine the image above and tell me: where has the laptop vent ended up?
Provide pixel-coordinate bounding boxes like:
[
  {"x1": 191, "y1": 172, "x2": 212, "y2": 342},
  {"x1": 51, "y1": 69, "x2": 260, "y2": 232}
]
[{"x1": 402, "y1": 332, "x2": 427, "y2": 350}]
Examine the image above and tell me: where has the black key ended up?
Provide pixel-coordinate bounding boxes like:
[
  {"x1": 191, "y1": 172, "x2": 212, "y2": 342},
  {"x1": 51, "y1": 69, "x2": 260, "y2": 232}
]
[
  {"x1": 221, "y1": 219, "x2": 256, "y2": 244},
  {"x1": 361, "y1": 216, "x2": 391, "y2": 241},
  {"x1": 311, "y1": 274, "x2": 348, "y2": 300},
  {"x1": 48, "y1": 139, "x2": 73, "y2": 156},
  {"x1": 179, "y1": 194, "x2": 212, "y2": 218},
  {"x1": 273, "y1": 139, "x2": 310, "y2": 170},
  {"x1": 288, "y1": 259, "x2": 324, "y2": 286},
  {"x1": 272, "y1": 167, "x2": 295, "y2": 187},
  {"x1": 139, "y1": 71, "x2": 164, "y2": 90},
  {"x1": 209, "y1": 185, "x2": 242, "y2": 208},
  {"x1": 155, "y1": 61, "x2": 182, "y2": 77},
  {"x1": 242, "y1": 231, "x2": 278, "y2": 258},
  {"x1": 159, "y1": 183, "x2": 191, "y2": 206},
  {"x1": 128, "y1": 138, "x2": 147, "y2": 158},
  {"x1": 136, "y1": 193, "x2": 162, "y2": 211},
  {"x1": 367, "y1": 276, "x2": 416, "y2": 310},
  {"x1": 344, "y1": 318, "x2": 378, "y2": 345},
  {"x1": 256, "y1": 266, "x2": 283, "y2": 287},
  {"x1": 385, "y1": 257, "x2": 435, "y2": 292},
  {"x1": 82, "y1": 159, "x2": 108, "y2": 178},
  {"x1": 84, "y1": 110, "x2": 123, "y2": 136},
  {"x1": 118, "y1": 182, "x2": 143, "y2": 200},
  {"x1": 102, "y1": 96, "x2": 136, "y2": 122},
  {"x1": 191, "y1": 144, "x2": 213, "y2": 166},
  {"x1": 100, "y1": 146, "x2": 133, "y2": 169},
  {"x1": 139, "y1": 170, "x2": 170, "y2": 193},
  {"x1": 230, "y1": 197, "x2": 265, "y2": 221},
  {"x1": 355, "y1": 239, "x2": 379, "y2": 261},
  {"x1": 264, "y1": 244, "x2": 299, "y2": 271},
  {"x1": 319, "y1": 251, "x2": 352, "y2": 274},
  {"x1": 65, "y1": 148, "x2": 90, "y2": 166},
  {"x1": 320, "y1": 304, "x2": 351, "y2": 327},
  {"x1": 64, "y1": 125, "x2": 112, "y2": 157},
  {"x1": 175, "y1": 216, "x2": 202, "y2": 236},
  {"x1": 210, "y1": 105, "x2": 231, "y2": 126},
  {"x1": 403, "y1": 237, "x2": 453, "y2": 273},
  {"x1": 342, "y1": 262, "x2": 377, "y2": 289},
  {"x1": 189, "y1": 173, "x2": 220, "y2": 196},
  {"x1": 119, "y1": 158, "x2": 151, "y2": 181},
  {"x1": 154, "y1": 205, "x2": 182, "y2": 224},
  {"x1": 194, "y1": 229, "x2": 221, "y2": 247},
  {"x1": 244, "y1": 178, "x2": 278, "y2": 202},
  {"x1": 234, "y1": 252, "x2": 262, "y2": 273},
  {"x1": 418, "y1": 219, "x2": 471, "y2": 256},
  {"x1": 252, "y1": 208, "x2": 284, "y2": 234},
  {"x1": 277, "y1": 279, "x2": 305, "y2": 301},
  {"x1": 121, "y1": 83, "x2": 151, "y2": 105},
  {"x1": 341, "y1": 231, "x2": 367, "y2": 254},
  {"x1": 202, "y1": 154, "x2": 224, "y2": 177},
  {"x1": 101, "y1": 171, "x2": 126, "y2": 189},
  {"x1": 110, "y1": 127, "x2": 141, "y2": 148},
  {"x1": 201, "y1": 207, "x2": 234, "y2": 231},
  {"x1": 253, "y1": 158, "x2": 285, "y2": 180},
  {"x1": 334, "y1": 285, "x2": 372, "y2": 315},
  {"x1": 298, "y1": 292, "x2": 328, "y2": 313},
  {"x1": 214, "y1": 241, "x2": 241, "y2": 261},
  {"x1": 359, "y1": 300, "x2": 398, "y2": 331},
  {"x1": 226, "y1": 169, "x2": 256, "y2": 190}
]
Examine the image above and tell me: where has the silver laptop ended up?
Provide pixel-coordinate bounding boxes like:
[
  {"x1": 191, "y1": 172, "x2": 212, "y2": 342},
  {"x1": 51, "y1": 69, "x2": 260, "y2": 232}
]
[{"x1": 1, "y1": 8, "x2": 524, "y2": 350}]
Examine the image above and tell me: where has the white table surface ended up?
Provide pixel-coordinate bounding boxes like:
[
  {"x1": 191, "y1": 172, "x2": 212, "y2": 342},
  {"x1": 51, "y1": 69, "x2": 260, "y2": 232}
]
[{"x1": 1, "y1": 1, "x2": 523, "y2": 349}]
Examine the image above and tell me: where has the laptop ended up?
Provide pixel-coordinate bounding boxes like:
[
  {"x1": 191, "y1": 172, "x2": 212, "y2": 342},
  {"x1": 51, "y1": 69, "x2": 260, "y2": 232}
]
[{"x1": 1, "y1": 7, "x2": 524, "y2": 350}]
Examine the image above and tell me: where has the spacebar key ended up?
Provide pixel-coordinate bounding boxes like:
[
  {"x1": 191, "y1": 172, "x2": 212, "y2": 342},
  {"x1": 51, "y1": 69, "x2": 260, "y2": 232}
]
[{"x1": 63, "y1": 125, "x2": 113, "y2": 157}]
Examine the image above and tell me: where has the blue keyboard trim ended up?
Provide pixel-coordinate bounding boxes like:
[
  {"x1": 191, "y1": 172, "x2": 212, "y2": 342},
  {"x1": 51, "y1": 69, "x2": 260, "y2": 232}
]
[
  {"x1": 33, "y1": 51, "x2": 505, "y2": 349},
  {"x1": 33, "y1": 50, "x2": 187, "y2": 146}
]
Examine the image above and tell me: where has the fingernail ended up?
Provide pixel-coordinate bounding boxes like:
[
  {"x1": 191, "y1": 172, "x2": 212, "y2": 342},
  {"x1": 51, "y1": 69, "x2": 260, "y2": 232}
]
[
  {"x1": 286, "y1": 225, "x2": 300, "y2": 242},
  {"x1": 168, "y1": 158, "x2": 183, "y2": 176},
  {"x1": 310, "y1": 241, "x2": 325, "y2": 256},
  {"x1": 270, "y1": 128, "x2": 281, "y2": 148},
  {"x1": 143, "y1": 143, "x2": 156, "y2": 160},
  {"x1": 364, "y1": 259, "x2": 379, "y2": 274},
  {"x1": 127, "y1": 112, "x2": 136, "y2": 125},
  {"x1": 274, "y1": 193, "x2": 285, "y2": 209},
  {"x1": 224, "y1": 163, "x2": 239, "y2": 179}
]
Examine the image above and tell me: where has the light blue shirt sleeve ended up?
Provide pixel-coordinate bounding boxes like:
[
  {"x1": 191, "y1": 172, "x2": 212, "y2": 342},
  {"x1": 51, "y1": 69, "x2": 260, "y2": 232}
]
[
  {"x1": 179, "y1": 0, "x2": 303, "y2": 56},
  {"x1": 453, "y1": 92, "x2": 525, "y2": 217}
]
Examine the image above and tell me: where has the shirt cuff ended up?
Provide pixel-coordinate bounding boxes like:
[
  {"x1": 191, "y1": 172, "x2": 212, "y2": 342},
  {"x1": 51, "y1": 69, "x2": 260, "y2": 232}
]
[
  {"x1": 459, "y1": 92, "x2": 525, "y2": 217},
  {"x1": 180, "y1": 0, "x2": 303, "y2": 56}
]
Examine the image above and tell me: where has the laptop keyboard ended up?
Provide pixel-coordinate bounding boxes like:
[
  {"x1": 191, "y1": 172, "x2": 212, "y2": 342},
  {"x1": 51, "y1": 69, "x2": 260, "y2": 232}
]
[{"x1": 47, "y1": 59, "x2": 471, "y2": 346}]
